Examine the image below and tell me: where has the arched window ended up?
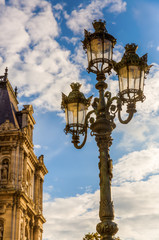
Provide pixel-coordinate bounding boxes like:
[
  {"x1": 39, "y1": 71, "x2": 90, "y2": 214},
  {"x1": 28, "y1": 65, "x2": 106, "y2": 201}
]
[{"x1": 1, "y1": 159, "x2": 9, "y2": 182}]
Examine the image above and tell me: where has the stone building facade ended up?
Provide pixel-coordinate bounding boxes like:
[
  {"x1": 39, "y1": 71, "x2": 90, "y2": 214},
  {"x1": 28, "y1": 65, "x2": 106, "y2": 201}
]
[{"x1": 0, "y1": 68, "x2": 48, "y2": 240}]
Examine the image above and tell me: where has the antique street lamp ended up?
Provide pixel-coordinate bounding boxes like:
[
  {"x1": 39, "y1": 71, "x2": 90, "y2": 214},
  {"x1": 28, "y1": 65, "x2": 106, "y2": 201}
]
[
  {"x1": 62, "y1": 82, "x2": 92, "y2": 148},
  {"x1": 61, "y1": 20, "x2": 150, "y2": 240},
  {"x1": 83, "y1": 20, "x2": 116, "y2": 74}
]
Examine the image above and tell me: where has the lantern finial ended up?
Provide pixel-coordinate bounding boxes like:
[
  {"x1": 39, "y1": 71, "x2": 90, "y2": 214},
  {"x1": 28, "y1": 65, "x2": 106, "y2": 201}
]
[
  {"x1": 70, "y1": 82, "x2": 81, "y2": 91},
  {"x1": 92, "y1": 20, "x2": 107, "y2": 33},
  {"x1": 125, "y1": 43, "x2": 138, "y2": 54}
]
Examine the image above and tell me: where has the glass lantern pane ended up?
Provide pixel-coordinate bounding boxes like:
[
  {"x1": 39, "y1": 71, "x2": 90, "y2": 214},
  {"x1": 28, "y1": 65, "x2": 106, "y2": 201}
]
[
  {"x1": 68, "y1": 103, "x2": 78, "y2": 125},
  {"x1": 78, "y1": 103, "x2": 87, "y2": 125},
  {"x1": 119, "y1": 76, "x2": 123, "y2": 91},
  {"x1": 65, "y1": 108, "x2": 68, "y2": 125},
  {"x1": 97, "y1": 62, "x2": 103, "y2": 72},
  {"x1": 119, "y1": 67, "x2": 127, "y2": 92},
  {"x1": 104, "y1": 40, "x2": 112, "y2": 61},
  {"x1": 91, "y1": 38, "x2": 103, "y2": 61},
  {"x1": 87, "y1": 44, "x2": 91, "y2": 65},
  {"x1": 102, "y1": 62, "x2": 109, "y2": 71},
  {"x1": 140, "y1": 70, "x2": 144, "y2": 91},
  {"x1": 129, "y1": 66, "x2": 140, "y2": 90}
]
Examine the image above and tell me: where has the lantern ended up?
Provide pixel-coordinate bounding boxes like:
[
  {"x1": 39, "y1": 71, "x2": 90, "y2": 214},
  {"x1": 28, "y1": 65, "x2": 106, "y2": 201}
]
[
  {"x1": 115, "y1": 43, "x2": 149, "y2": 103},
  {"x1": 82, "y1": 20, "x2": 116, "y2": 74},
  {"x1": 61, "y1": 83, "x2": 92, "y2": 135}
]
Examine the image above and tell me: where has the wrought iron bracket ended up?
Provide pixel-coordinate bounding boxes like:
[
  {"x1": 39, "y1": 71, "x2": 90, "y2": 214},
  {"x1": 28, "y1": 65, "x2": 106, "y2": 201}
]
[{"x1": 117, "y1": 100, "x2": 137, "y2": 124}]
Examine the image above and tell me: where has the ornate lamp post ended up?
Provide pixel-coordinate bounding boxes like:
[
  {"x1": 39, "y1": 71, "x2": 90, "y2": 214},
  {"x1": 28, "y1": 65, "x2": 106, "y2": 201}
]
[{"x1": 61, "y1": 20, "x2": 150, "y2": 240}]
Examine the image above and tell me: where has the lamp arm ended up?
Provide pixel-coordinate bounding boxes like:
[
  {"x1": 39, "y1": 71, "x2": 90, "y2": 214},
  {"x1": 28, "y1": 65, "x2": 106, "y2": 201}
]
[
  {"x1": 73, "y1": 110, "x2": 95, "y2": 149},
  {"x1": 73, "y1": 127, "x2": 88, "y2": 149},
  {"x1": 118, "y1": 102, "x2": 136, "y2": 124},
  {"x1": 118, "y1": 109, "x2": 134, "y2": 124}
]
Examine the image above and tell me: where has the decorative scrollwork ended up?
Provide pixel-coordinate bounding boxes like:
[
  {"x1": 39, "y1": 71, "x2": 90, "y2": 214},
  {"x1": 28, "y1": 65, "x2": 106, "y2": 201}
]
[
  {"x1": 104, "y1": 91, "x2": 111, "y2": 100},
  {"x1": 92, "y1": 97, "x2": 99, "y2": 111}
]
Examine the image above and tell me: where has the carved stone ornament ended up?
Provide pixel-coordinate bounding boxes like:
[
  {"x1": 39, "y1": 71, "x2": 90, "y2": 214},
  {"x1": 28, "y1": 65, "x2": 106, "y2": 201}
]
[
  {"x1": 0, "y1": 203, "x2": 6, "y2": 214},
  {"x1": 0, "y1": 120, "x2": 16, "y2": 131}
]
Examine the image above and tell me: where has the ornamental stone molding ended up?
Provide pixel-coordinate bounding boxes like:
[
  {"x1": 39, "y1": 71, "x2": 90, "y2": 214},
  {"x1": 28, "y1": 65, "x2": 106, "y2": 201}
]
[{"x1": 0, "y1": 120, "x2": 17, "y2": 131}]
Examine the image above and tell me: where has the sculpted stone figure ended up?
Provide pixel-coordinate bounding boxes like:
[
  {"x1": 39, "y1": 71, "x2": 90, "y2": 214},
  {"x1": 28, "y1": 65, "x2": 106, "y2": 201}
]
[{"x1": 1, "y1": 167, "x2": 8, "y2": 180}]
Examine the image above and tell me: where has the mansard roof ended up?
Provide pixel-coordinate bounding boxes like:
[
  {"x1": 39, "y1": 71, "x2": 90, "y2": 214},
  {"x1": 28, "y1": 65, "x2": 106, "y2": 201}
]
[{"x1": 0, "y1": 68, "x2": 19, "y2": 128}]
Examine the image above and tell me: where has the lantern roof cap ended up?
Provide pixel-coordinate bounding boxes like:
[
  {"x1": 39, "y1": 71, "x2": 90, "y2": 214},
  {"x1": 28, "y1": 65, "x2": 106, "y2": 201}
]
[
  {"x1": 61, "y1": 82, "x2": 92, "y2": 109},
  {"x1": 114, "y1": 43, "x2": 149, "y2": 71},
  {"x1": 125, "y1": 43, "x2": 138, "y2": 53},
  {"x1": 82, "y1": 20, "x2": 116, "y2": 51},
  {"x1": 92, "y1": 20, "x2": 107, "y2": 33},
  {"x1": 68, "y1": 83, "x2": 85, "y2": 103}
]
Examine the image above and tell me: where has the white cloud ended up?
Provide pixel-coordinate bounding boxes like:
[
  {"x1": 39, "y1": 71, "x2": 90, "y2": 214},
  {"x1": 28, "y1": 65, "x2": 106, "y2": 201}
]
[
  {"x1": 53, "y1": 3, "x2": 66, "y2": 20},
  {"x1": 138, "y1": 63, "x2": 159, "y2": 114},
  {"x1": 0, "y1": 0, "x2": 127, "y2": 113},
  {"x1": 43, "y1": 174, "x2": 159, "y2": 240},
  {"x1": 157, "y1": 46, "x2": 159, "y2": 51},
  {"x1": 0, "y1": 0, "x2": 91, "y2": 112},
  {"x1": 26, "y1": 4, "x2": 59, "y2": 44},
  {"x1": 34, "y1": 144, "x2": 41, "y2": 149},
  {"x1": 113, "y1": 175, "x2": 159, "y2": 240},
  {"x1": 62, "y1": 36, "x2": 79, "y2": 46},
  {"x1": 43, "y1": 143, "x2": 159, "y2": 240},
  {"x1": 43, "y1": 192, "x2": 99, "y2": 240},
  {"x1": 0, "y1": 6, "x2": 29, "y2": 53},
  {"x1": 72, "y1": 44, "x2": 88, "y2": 70},
  {"x1": 113, "y1": 146, "x2": 159, "y2": 184},
  {"x1": 113, "y1": 44, "x2": 124, "y2": 62},
  {"x1": 108, "y1": 0, "x2": 126, "y2": 13},
  {"x1": 65, "y1": 0, "x2": 127, "y2": 34},
  {"x1": 0, "y1": 0, "x2": 5, "y2": 5},
  {"x1": 44, "y1": 192, "x2": 51, "y2": 201},
  {"x1": 53, "y1": 3, "x2": 64, "y2": 11},
  {"x1": 9, "y1": 0, "x2": 44, "y2": 14}
]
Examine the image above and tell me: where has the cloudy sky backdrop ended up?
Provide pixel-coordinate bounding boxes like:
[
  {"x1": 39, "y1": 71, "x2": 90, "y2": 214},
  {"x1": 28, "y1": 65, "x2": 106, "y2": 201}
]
[{"x1": 0, "y1": 0, "x2": 159, "y2": 239}]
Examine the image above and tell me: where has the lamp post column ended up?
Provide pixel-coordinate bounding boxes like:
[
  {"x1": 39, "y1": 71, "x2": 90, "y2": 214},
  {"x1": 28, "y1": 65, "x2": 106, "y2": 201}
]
[
  {"x1": 95, "y1": 134, "x2": 118, "y2": 240},
  {"x1": 91, "y1": 73, "x2": 118, "y2": 239}
]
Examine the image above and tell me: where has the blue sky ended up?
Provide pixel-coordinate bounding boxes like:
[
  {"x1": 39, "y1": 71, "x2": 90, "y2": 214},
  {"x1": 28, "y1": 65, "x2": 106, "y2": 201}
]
[{"x1": 0, "y1": 0, "x2": 159, "y2": 239}]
